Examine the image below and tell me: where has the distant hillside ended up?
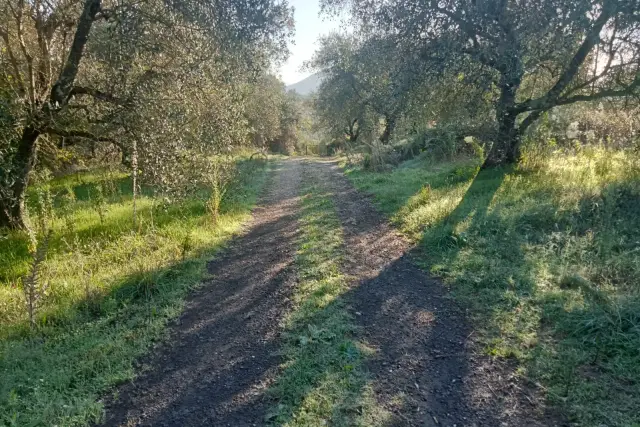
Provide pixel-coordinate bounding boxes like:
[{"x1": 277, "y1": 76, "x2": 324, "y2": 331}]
[{"x1": 286, "y1": 73, "x2": 323, "y2": 96}]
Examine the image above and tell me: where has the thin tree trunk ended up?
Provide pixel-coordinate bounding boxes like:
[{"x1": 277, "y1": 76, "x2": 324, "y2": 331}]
[
  {"x1": 0, "y1": 127, "x2": 40, "y2": 229},
  {"x1": 346, "y1": 118, "x2": 360, "y2": 144},
  {"x1": 380, "y1": 116, "x2": 395, "y2": 145}
]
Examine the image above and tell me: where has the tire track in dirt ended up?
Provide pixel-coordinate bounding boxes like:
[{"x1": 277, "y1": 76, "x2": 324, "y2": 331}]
[
  {"x1": 102, "y1": 159, "x2": 303, "y2": 427},
  {"x1": 305, "y1": 159, "x2": 561, "y2": 427}
]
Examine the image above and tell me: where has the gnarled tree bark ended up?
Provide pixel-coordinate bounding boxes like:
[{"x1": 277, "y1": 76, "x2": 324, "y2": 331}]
[
  {"x1": 0, "y1": 0, "x2": 101, "y2": 229},
  {"x1": 379, "y1": 115, "x2": 396, "y2": 145}
]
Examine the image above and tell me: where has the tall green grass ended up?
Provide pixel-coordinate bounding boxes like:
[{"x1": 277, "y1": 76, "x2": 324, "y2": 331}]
[
  {"x1": 0, "y1": 158, "x2": 269, "y2": 426},
  {"x1": 345, "y1": 147, "x2": 640, "y2": 426}
]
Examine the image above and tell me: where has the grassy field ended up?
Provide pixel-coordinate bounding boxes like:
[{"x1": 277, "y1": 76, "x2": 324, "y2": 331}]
[
  {"x1": 344, "y1": 147, "x2": 640, "y2": 426},
  {"x1": 268, "y1": 180, "x2": 386, "y2": 426},
  {"x1": 0, "y1": 158, "x2": 268, "y2": 426}
]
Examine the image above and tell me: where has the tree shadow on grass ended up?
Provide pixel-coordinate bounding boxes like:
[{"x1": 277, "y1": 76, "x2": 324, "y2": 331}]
[
  {"x1": 223, "y1": 161, "x2": 572, "y2": 425},
  {"x1": 1, "y1": 162, "x2": 273, "y2": 426},
  {"x1": 411, "y1": 167, "x2": 640, "y2": 425},
  {"x1": 255, "y1": 161, "x2": 565, "y2": 426},
  {"x1": 323, "y1": 160, "x2": 567, "y2": 425},
  {"x1": 98, "y1": 160, "x2": 301, "y2": 426},
  {"x1": 255, "y1": 223, "x2": 505, "y2": 426},
  {"x1": 0, "y1": 234, "x2": 234, "y2": 426},
  {"x1": 2, "y1": 176, "x2": 165, "y2": 283},
  {"x1": 1, "y1": 160, "x2": 264, "y2": 287},
  {"x1": 344, "y1": 158, "x2": 479, "y2": 216},
  {"x1": 2, "y1": 205, "x2": 287, "y2": 426},
  {"x1": 342, "y1": 167, "x2": 513, "y2": 426},
  {"x1": 257, "y1": 160, "x2": 509, "y2": 426}
]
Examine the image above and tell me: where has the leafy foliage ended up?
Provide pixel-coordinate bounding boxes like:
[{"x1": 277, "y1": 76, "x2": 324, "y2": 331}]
[
  {"x1": 320, "y1": 0, "x2": 640, "y2": 165},
  {"x1": 0, "y1": 0, "x2": 293, "y2": 228}
]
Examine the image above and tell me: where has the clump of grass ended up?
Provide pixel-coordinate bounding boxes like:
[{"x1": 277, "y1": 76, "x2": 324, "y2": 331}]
[
  {"x1": 0, "y1": 157, "x2": 269, "y2": 426},
  {"x1": 22, "y1": 231, "x2": 51, "y2": 329},
  {"x1": 345, "y1": 147, "x2": 640, "y2": 426},
  {"x1": 32, "y1": 183, "x2": 55, "y2": 234},
  {"x1": 268, "y1": 183, "x2": 386, "y2": 426},
  {"x1": 90, "y1": 183, "x2": 108, "y2": 225},
  {"x1": 58, "y1": 185, "x2": 77, "y2": 235},
  {"x1": 180, "y1": 231, "x2": 194, "y2": 260},
  {"x1": 205, "y1": 158, "x2": 235, "y2": 224}
]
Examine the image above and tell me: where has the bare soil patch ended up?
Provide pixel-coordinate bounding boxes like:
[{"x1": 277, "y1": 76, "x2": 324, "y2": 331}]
[
  {"x1": 305, "y1": 159, "x2": 563, "y2": 427},
  {"x1": 102, "y1": 158, "x2": 563, "y2": 426},
  {"x1": 102, "y1": 160, "x2": 303, "y2": 426}
]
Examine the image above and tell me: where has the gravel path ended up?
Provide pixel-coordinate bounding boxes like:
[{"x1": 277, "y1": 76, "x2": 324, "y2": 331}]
[
  {"x1": 305, "y1": 159, "x2": 560, "y2": 427},
  {"x1": 103, "y1": 159, "x2": 303, "y2": 426},
  {"x1": 102, "y1": 158, "x2": 561, "y2": 427}
]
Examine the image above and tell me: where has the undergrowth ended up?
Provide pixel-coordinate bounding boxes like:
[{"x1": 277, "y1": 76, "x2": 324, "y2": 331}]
[
  {"x1": 268, "y1": 177, "x2": 386, "y2": 426},
  {"x1": 345, "y1": 146, "x2": 640, "y2": 426},
  {"x1": 0, "y1": 158, "x2": 269, "y2": 426}
]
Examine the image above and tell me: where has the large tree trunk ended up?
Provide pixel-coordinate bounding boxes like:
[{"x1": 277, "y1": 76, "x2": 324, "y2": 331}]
[
  {"x1": 380, "y1": 116, "x2": 395, "y2": 145},
  {"x1": 0, "y1": 127, "x2": 40, "y2": 229},
  {"x1": 1, "y1": 0, "x2": 100, "y2": 229},
  {"x1": 483, "y1": 112, "x2": 519, "y2": 168},
  {"x1": 347, "y1": 118, "x2": 359, "y2": 143},
  {"x1": 482, "y1": 78, "x2": 521, "y2": 168}
]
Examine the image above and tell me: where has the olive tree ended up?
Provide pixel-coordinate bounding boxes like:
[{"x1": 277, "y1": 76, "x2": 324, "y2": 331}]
[
  {"x1": 0, "y1": 0, "x2": 292, "y2": 229},
  {"x1": 324, "y1": 0, "x2": 640, "y2": 166},
  {"x1": 244, "y1": 74, "x2": 287, "y2": 150},
  {"x1": 309, "y1": 33, "x2": 418, "y2": 145}
]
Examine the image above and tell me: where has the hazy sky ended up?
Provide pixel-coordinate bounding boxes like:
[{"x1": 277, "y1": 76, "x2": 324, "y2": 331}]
[{"x1": 278, "y1": 0, "x2": 343, "y2": 85}]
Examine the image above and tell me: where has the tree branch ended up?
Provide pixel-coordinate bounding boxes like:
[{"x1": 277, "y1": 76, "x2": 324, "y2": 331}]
[
  {"x1": 516, "y1": 1, "x2": 618, "y2": 113},
  {"x1": 10, "y1": 0, "x2": 37, "y2": 103},
  {"x1": 43, "y1": 127, "x2": 116, "y2": 143},
  {"x1": 431, "y1": 0, "x2": 498, "y2": 43},
  {"x1": 512, "y1": 73, "x2": 640, "y2": 148},
  {"x1": 555, "y1": 74, "x2": 640, "y2": 106},
  {"x1": 70, "y1": 86, "x2": 132, "y2": 106},
  {"x1": 34, "y1": 0, "x2": 54, "y2": 99},
  {"x1": 0, "y1": 28, "x2": 27, "y2": 96},
  {"x1": 50, "y1": 0, "x2": 101, "y2": 106},
  {"x1": 518, "y1": 110, "x2": 544, "y2": 134}
]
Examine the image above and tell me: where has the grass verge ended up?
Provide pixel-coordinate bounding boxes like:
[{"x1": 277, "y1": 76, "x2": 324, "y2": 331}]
[
  {"x1": 267, "y1": 177, "x2": 386, "y2": 426},
  {"x1": 0, "y1": 158, "x2": 269, "y2": 426},
  {"x1": 344, "y1": 147, "x2": 640, "y2": 426}
]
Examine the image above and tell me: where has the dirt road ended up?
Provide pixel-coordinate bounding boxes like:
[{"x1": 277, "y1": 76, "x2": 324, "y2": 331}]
[{"x1": 103, "y1": 158, "x2": 558, "y2": 426}]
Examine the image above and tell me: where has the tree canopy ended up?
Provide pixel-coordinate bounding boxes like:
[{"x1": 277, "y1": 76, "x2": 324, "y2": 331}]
[
  {"x1": 0, "y1": 0, "x2": 294, "y2": 228},
  {"x1": 320, "y1": 0, "x2": 640, "y2": 165}
]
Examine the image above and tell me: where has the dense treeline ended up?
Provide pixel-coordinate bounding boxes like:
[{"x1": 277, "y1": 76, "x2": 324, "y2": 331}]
[
  {"x1": 0, "y1": 0, "x2": 298, "y2": 229},
  {"x1": 312, "y1": 0, "x2": 640, "y2": 166}
]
